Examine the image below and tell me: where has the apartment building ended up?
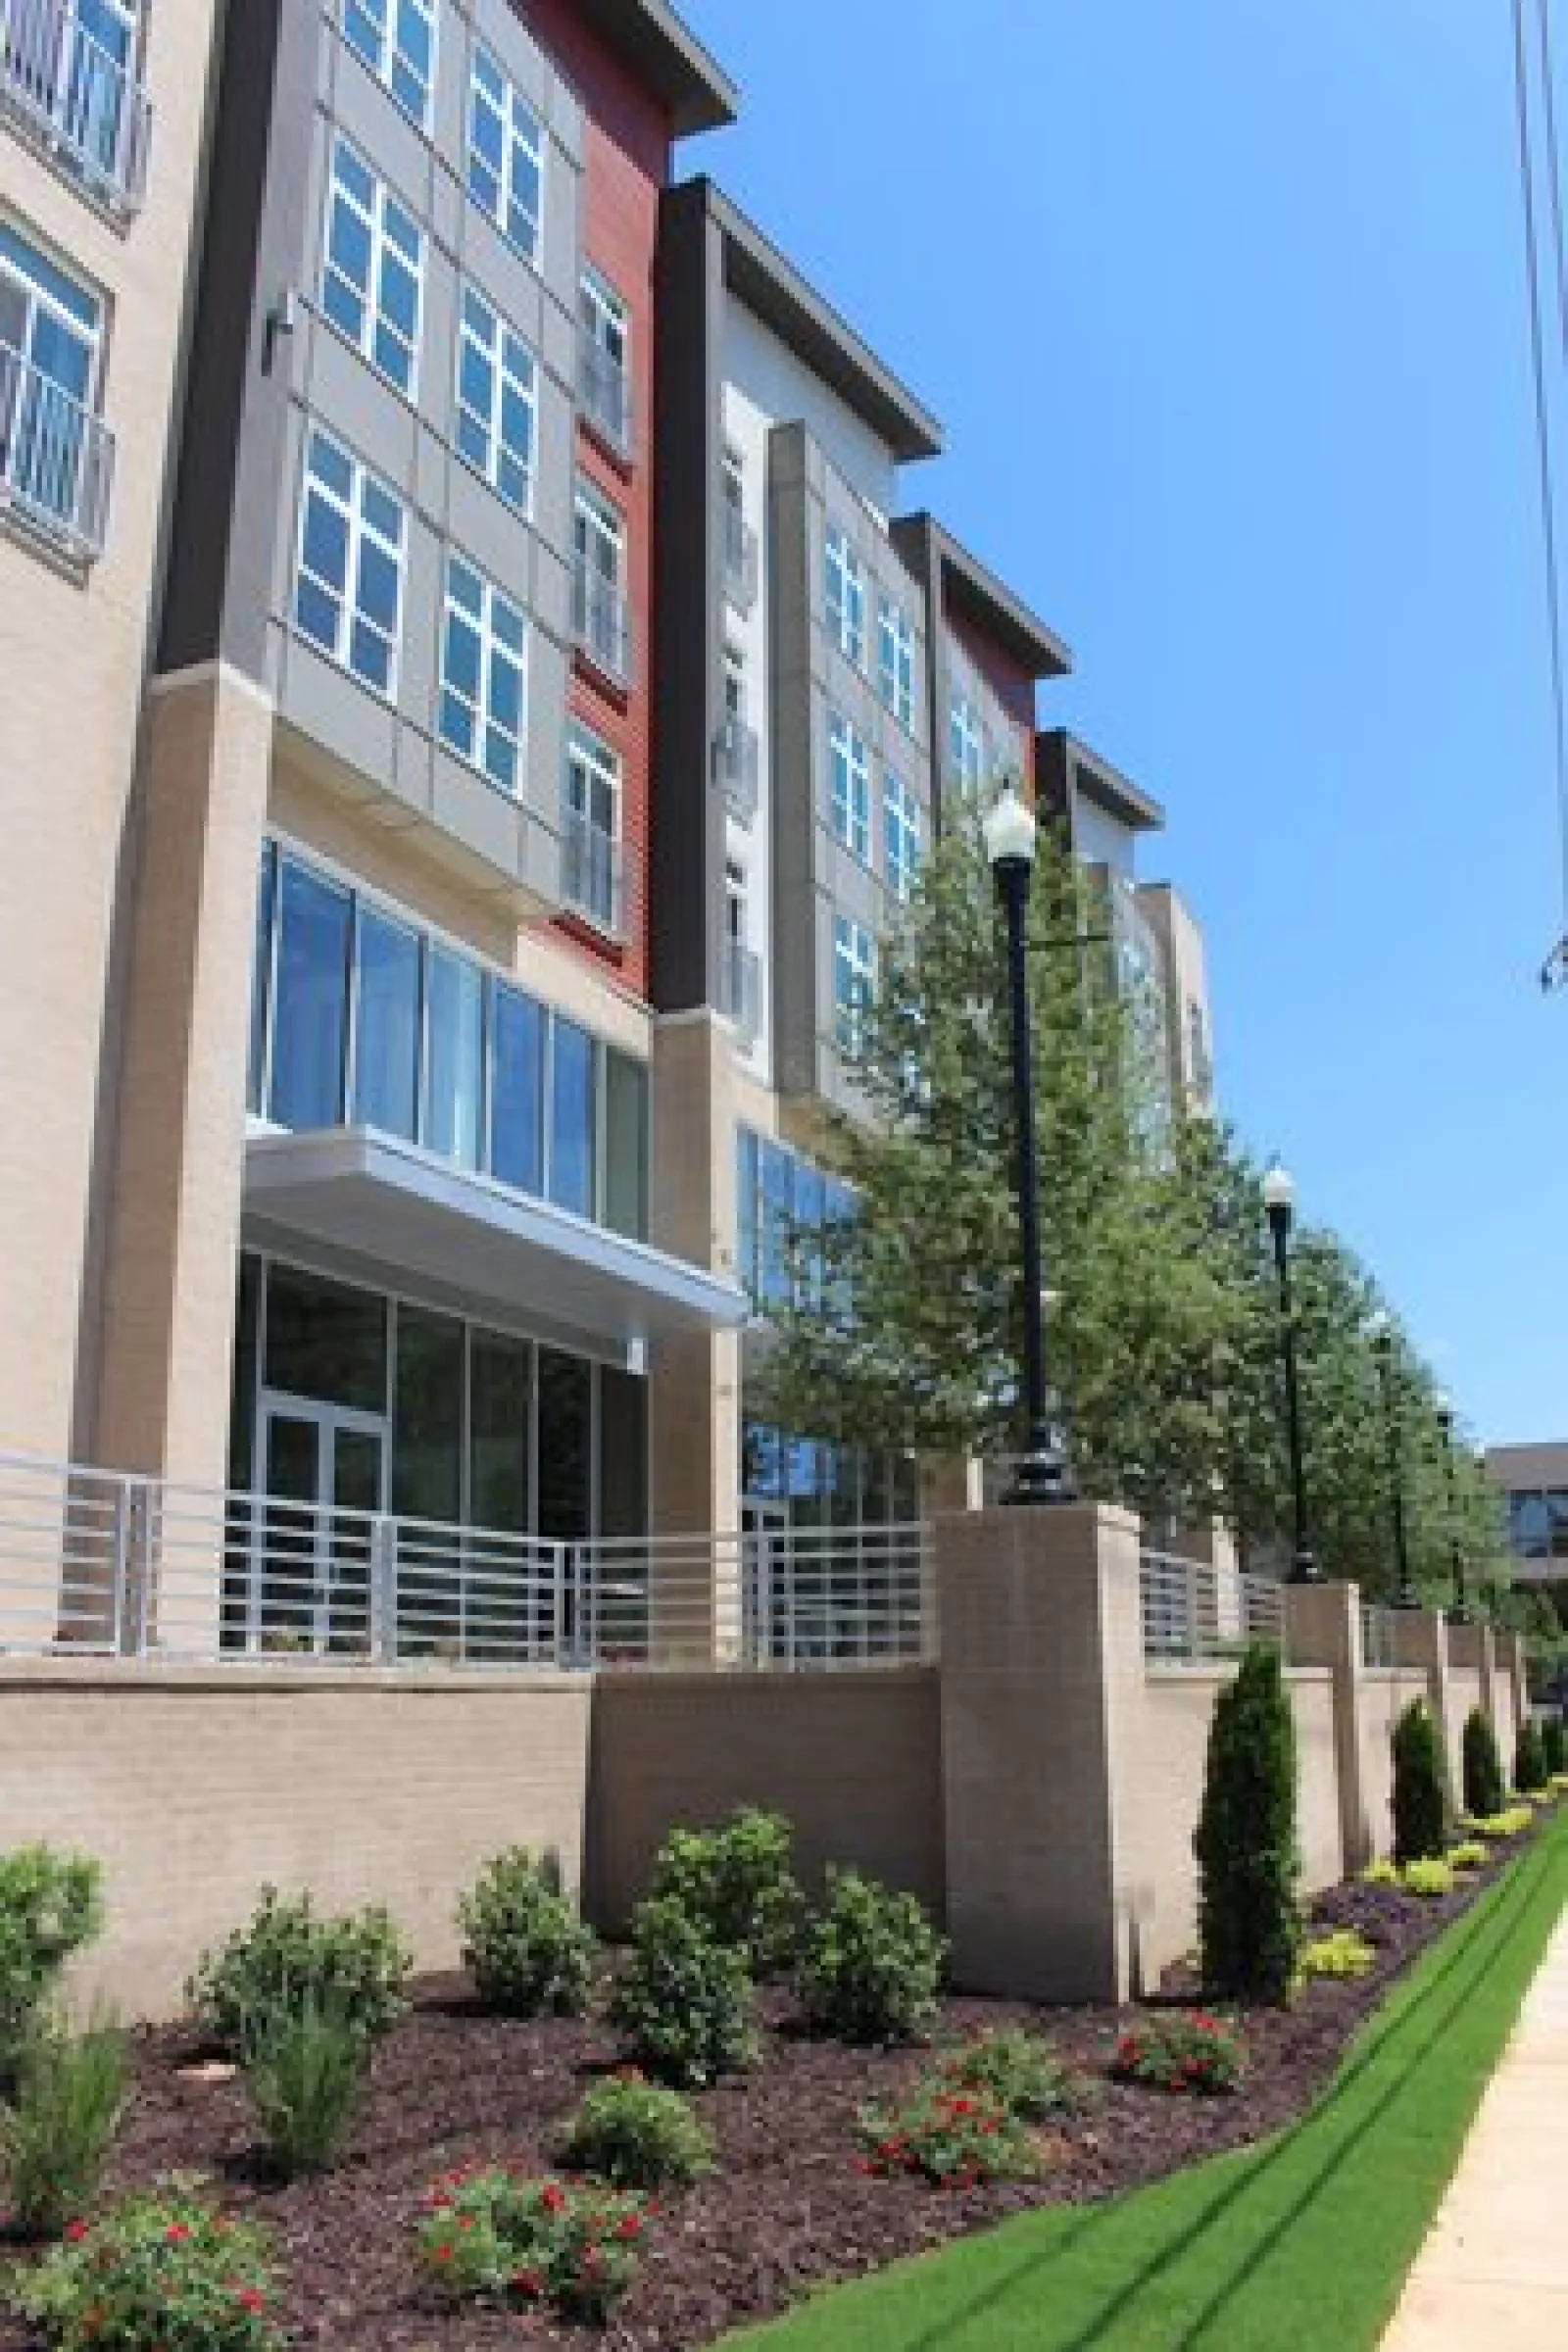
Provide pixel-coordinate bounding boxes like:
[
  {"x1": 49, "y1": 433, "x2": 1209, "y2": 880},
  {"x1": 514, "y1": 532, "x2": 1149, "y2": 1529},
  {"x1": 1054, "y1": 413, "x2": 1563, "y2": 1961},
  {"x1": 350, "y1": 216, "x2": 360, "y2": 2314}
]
[
  {"x1": 0, "y1": 0, "x2": 225, "y2": 1467},
  {"x1": 1485, "y1": 1445, "x2": 1568, "y2": 1587}
]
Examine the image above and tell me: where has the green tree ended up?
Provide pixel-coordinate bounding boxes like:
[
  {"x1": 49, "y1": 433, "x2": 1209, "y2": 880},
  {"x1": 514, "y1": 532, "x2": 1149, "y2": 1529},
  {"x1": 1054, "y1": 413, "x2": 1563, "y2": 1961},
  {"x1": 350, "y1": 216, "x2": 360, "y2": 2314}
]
[
  {"x1": 1194, "y1": 1644, "x2": 1300, "y2": 2002},
  {"x1": 1392, "y1": 1701, "x2": 1448, "y2": 1864}
]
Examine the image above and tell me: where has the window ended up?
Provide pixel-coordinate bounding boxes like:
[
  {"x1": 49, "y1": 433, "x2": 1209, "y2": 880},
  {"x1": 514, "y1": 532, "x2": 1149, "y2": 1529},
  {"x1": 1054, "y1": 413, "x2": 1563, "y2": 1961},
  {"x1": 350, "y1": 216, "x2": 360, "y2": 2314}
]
[
  {"x1": 467, "y1": 44, "x2": 543, "y2": 264},
  {"x1": 342, "y1": 0, "x2": 436, "y2": 126},
  {"x1": 0, "y1": 223, "x2": 104, "y2": 547},
  {"x1": 490, "y1": 981, "x2": 545, "y2": 1198},
  {"x1": 320, "y1": 134, "x2": 423, "y2": 395},
  {"x1": 549, "y1": 1017, "x2": 598, "y2": 1217},
  {"x1": 884, "y1": 772, "x2": 922, "y2": 903},
  {"x1": 423, "y1": 943, "x2": 484, "y2": 1168},
  {"x1": 563, "y1": 722, "x2": 621, "y2": 934},
  {"x1": 833, "y1": 916, "x2": 875, "y2": 1057},
  {"x1": 572, "y1": 478, "x2": 628, "y2": 679},
  {"x1": 824, "y1": 525, "x2": 865, "y2": 667},
  {"x1": 438, "y1": 556, "x2": 527, "y2": 794},
  {"x1": 293, "y1": 430, "x2": 406, "y2": 697},
  {"x1": 579, "y1": 267, "x2": 630, "y2": 451},
  {"x1": 878, "y1": 596, "x2": 916, "y2": 730},
  {"x1": 828, "y1": 714, "x2": 870, "y2": 863},
  {"x1": 455, "y1": 284, "x2": 535, "y2": 514},
  {"x1": 350, "y1": 902, "x2": 421, "y2": 1141},
  {"x1": 950, "y1": 692, "x2": 985, "y2": 792},
  {"x1": 269, "y1": 859, "x2": 351, "y2": 1131},
  {"x1": 723, "y1": 641, "x2": 746, "y2": 726}
]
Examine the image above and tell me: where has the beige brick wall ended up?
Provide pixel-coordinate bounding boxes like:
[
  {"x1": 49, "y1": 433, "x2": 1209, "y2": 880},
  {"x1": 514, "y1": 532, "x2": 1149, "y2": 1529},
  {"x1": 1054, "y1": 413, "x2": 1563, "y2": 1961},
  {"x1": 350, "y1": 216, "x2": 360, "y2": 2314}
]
[
  {"x1": 585, "y1": 1669, "x2": 944, "y2": 1932},
  {"x1": 0, "y1": 1664, "x2": 592, "y2": 2022}
]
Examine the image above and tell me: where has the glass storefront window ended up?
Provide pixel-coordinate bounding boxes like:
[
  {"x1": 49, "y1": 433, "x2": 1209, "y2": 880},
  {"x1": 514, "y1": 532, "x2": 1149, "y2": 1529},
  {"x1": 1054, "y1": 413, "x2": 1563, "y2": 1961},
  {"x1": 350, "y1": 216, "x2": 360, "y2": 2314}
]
[
  {"x1": 270, "y1": 860, "x2": 350, "y2": 1130},
  {"x1": 490, "y1": 981, "x2": 545, "y2": 1199},
  {"x1": 538, "y1": 1348, "x2": 592, "y2": 1540},
  {"x1": 352, "y1": 904, "x2": 421, "y2": 1142},
  {"x1": 393, "y1": 1301, "x2": 465, "y2": 1522},
  {"x1": 424, "y1": 945, "x2": 484, "y2": 1169},
  {"x1": 600, "y1": 1366, "x2": 648, "y2": 1539},
  {"x1": 470, "y1": 1328, "x2": 533, "y2": 1533},
  {"x1": 549, "y1": 1017, "x2": 597, "y2": 1218},
  {"x1": 604, "y1": 1051, "x2": 647, "y2": 1241},
  {"x1": 264, "y1": 1261, "x2": 387, "y2": 1412}
]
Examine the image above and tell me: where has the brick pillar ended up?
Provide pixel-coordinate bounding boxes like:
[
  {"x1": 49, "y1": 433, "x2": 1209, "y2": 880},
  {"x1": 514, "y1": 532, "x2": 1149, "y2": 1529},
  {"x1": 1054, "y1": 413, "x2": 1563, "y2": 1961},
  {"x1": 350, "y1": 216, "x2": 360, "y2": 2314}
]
[
  {"x1": 1286, "y1": 1582, "x2": 1370, "y2": 1872},
  {"x1": 936, "y1": 1501, "x2": 1144, "y2": 2002}
]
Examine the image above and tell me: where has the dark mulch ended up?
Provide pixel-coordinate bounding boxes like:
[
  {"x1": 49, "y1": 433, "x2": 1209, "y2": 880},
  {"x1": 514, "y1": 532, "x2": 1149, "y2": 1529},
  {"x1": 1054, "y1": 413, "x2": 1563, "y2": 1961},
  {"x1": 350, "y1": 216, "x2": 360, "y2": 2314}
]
[{"x1": 0, "y1": 1839, "x2": 1531, "y2": 2349}]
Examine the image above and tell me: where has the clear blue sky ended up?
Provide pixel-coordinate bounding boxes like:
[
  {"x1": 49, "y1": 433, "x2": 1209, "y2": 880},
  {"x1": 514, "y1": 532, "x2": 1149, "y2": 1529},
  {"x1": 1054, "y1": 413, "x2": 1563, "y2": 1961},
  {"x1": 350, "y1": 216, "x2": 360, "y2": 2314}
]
[{"x1": 678, "y1": 0, "x2": 1566, "y2": 1448}]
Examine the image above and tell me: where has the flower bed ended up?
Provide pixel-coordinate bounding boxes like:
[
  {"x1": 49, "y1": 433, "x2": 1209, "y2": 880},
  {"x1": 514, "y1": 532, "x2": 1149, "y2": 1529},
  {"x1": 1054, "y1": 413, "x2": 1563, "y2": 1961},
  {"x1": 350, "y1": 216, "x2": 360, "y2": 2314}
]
[{"x1": 0, "y1": 1815, "x2": 1547, "y2": 2350}]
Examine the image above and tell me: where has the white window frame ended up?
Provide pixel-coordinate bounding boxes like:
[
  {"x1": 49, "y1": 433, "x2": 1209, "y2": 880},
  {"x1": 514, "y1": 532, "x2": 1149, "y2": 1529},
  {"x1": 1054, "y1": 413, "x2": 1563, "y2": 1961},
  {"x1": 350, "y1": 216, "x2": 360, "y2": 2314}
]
[
  {"x1": 454, "y1": 281, "x2": 536, "y2": 515},
  {"x1": 293, "y1": 429, "x2": 407, "y2": 700},
  {"x1": 564, "y1": 720, "x2": 622, "y2": 935},
  {"x1": 437, "y1": 554, "x2": 528, "y2": 796},
  {"x1": 951, "y1": 692, "x2": 985, "y2": 792},
  {"x1": 579, "y1": 265, "x2": 630, "y2": 447},
  {"x1": 833, "y1": 916, "x2": 876, "y2": 1057},
  {"x1": 884, "y1": 771, "x2": 922, "y2": 903},
  {"x1": 320, "y1": 133, "x2": 424, "y2": 397},
  {"x1": 829, "y1": 713, "x2": 871, "y2": 864},
  {"x1": 824, "y1": 524, "x2": 866, "y2": 668},
  {"x1": 341, "y1": 0, "x2": 438, "y2": 129},
  {"x1": 878, "y1": 595, "x2": 916, "y2": 731},
  {"x1": 467, "y1": 43, "x2": 545, "y2": 266}
]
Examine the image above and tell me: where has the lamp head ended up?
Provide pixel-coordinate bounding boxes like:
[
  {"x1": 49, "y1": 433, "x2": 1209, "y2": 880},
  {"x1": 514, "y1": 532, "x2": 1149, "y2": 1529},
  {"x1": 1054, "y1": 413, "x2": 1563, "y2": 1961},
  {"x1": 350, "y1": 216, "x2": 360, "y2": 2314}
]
[
  {"x1": 982, "y1": 779, "x2": 1037, "y2": 874},
  {"x1": 1366, "y1": 1308, "x2": 1394, "y2": 1358},
  {"x1": 1261, "y1": 1160, "x2": 1294, "y2": 1238}
]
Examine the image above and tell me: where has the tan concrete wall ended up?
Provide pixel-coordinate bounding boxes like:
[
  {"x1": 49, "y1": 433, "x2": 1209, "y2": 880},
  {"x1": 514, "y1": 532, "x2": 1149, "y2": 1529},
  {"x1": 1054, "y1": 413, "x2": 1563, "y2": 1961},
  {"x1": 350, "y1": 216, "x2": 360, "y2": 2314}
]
[
  {"x1": 0, "y1": 1663, "x2": 593, "y2": 2022},
  {"x1": 585, "y1": 1669, "x2": 943, "y2": 1932},
  {"x1": 1446, "y1": 1668, "x2": 1485, "y2": 1791},
  {"x1": 1295, "y1": 1671, "x2": 1345, "y2": 1889},
  {"x1": 0, "y1": 3, "x2": 224, "y2": 1463}
]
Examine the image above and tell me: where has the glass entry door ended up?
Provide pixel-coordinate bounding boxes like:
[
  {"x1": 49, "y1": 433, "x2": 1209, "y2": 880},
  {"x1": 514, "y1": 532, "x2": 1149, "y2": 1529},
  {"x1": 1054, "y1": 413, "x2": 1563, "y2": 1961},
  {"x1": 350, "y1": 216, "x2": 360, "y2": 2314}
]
[{"x1": 254, "y1": 1394, "x2": 387, "y2": 1655}]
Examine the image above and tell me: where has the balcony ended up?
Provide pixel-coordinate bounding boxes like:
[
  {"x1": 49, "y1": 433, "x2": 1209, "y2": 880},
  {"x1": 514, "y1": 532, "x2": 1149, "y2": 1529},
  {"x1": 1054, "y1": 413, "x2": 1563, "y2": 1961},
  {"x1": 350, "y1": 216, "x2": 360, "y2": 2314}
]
[
  {"x1": 721, "y1": 938, "x2": 761, "y2": 1046},
  {"x1": 714, "y1": 711, "x2": 760, "y2": 824},
  {"x1": 0, "y1": 340, "x2": 113, "y2": 561},
  {"x1": 561, "y1": 807, "x2": 624, "y2": 940},
  {"x1": 0, "y1": 0, "x2": 152, "y2": 217},
  {"x1": 578, "y1": 335, "x2": 632, "y2": 461},
  {"x1": 571, "y1": 563, "x2": 632, "y2": 690},
  {"x1": 723, "y1": 502, "x2": 759, "y2": 611}
]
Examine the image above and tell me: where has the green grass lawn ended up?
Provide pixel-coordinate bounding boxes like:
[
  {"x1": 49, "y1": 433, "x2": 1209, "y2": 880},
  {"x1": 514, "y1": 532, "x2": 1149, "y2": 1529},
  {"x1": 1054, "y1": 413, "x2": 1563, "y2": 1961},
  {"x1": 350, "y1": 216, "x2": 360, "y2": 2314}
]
[{"x1": 728, "y1": 1809, "x2": 1568, "y2": 2351}]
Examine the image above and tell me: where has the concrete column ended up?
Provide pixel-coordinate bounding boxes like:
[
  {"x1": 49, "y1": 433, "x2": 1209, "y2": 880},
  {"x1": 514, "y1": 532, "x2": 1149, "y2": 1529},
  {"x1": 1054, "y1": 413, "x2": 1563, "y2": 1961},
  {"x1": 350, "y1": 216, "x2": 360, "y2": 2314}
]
[
  {"x1": 90, "y1": 666, "x2": 273, "y2": 1493},
  {"x1": 1392, "y1": 1608, "x2": 1456, "y2": 1807},
  {"x1": 1286, "y1": 1581, "x2": 1370, "y2": 1872},
  {"x1": 936, "y1": 1501, "x2": 1145, "y2": 2002}
]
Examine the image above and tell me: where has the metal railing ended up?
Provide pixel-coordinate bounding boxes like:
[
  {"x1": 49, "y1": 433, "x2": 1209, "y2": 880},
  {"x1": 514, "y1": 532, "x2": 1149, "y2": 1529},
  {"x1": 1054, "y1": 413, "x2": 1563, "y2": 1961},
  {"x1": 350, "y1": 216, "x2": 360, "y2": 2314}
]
[
  {"x1": 715, "y1": 711, "x2": 760, "y2": 823},
  {"x1": 0, "y1": 0, "x2": 151, "y2": 213},
  {"x1": 571, "y1": 563, "x2": 631, "y2": 686},
  {"x1": 576, "y1": 1524, "x2": 934, "y2": 1671},
  {"x1": 0, "y1": 340, "x2": 113, "y2": 560},
  {"x1": 1140, "y1": 1548, "x2": 1288, "y2": 1665},
  {"x1": 561, "y1": 808, "x2": 623, "y2": 939},
  {"x1": 0, "y1": 1454, "x2": 932, "y2": 1675},
  {"x1": 1360, "y1": 1602, "x2": 1398, "y2": 1672},
  {"x1": 723, "y1": 503, "x2": 759, "y2": 609},
  {"x1": 721, "y1": 938, "x2": 761, "y2": 1045},
  {"x1": 578, "y1": 335, "x2": 632, "y2": 458}
]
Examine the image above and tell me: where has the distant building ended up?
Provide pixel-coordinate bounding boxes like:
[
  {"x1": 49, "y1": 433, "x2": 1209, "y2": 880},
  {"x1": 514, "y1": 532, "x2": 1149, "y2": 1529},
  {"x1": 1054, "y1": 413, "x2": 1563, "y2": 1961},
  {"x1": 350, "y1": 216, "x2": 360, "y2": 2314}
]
[{"x1": 1484, "y1": 1445, "x2": 1568, "y2": 1584}]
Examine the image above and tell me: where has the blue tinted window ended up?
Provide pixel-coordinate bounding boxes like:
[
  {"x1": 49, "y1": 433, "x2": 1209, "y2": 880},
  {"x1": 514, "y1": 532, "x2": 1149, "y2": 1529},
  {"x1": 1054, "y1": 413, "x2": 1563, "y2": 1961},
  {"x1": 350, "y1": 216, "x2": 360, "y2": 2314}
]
[
  {"x1": 736, "y1": 1127, "x2": 760, "y2": 1299},
  {"x1": 351, "y1": 904, "x2": 420, "y2": 1141},
  {"x1": 270, "y1": 859, "x2": 350, "y2": 1130},
  {"x1": 490, "y1": 982, "x2": 545, "y2": 1198},
  {"x1": 423, "y1": 946, "x2": 483, "y2": 1168},
  {"x1": 248, "y1": 844, "x2": 275, "y2": 1115},
  {"x1": 549, "y1": 1018, "x2": 597, "y2": 1217},
  {"x1": 760, "y1": 1143, "x2": 791, "y2": 1307}
]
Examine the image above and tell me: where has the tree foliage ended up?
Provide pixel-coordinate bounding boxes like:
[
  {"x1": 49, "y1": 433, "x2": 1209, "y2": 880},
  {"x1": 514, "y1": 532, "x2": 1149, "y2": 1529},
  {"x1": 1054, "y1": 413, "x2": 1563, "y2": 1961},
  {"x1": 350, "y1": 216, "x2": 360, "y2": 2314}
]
[{"x1": 1195, "y1": 1643, "x2": 1300, "y2": 2003}]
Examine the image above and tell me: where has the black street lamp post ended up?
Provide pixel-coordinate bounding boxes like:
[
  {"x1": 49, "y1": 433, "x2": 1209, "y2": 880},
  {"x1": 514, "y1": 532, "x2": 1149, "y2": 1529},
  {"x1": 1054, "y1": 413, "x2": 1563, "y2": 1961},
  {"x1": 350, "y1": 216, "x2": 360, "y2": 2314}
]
[
  {"x1": 1261, "y1": 1164, "x2": 1321, "y2": 1585},
  {"x1": 983, "y1": 784, "x2": 1071, "y2": 1506},
  {"x1": 1435, "y1": 1395, "x2": 1469, "y2": 1623},
  {"x1": 1371, "y1": 1315, "x2": 1418, "y2": 1609}
]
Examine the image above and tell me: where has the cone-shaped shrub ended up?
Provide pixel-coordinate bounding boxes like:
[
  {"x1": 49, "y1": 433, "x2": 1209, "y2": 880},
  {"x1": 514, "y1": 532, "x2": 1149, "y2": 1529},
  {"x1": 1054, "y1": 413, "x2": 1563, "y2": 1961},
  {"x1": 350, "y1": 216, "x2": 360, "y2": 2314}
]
[
  {"x1": 1462, "y1": 1708, "x2": 1506, "y2": 1820},
  {"x1": 1544, "y1": 1715, "x2": 1566, "y2": 1778},
  {"x1": 1194, "y1": 1644, "x2": 1299, "y2": 2004},
  {"x1": 1392, "y1": 1700, "x2": 1448, "y2": 1864},
  {"x1": 1514, "y1": 1717, "x2": 1549, "y2": 1796}
]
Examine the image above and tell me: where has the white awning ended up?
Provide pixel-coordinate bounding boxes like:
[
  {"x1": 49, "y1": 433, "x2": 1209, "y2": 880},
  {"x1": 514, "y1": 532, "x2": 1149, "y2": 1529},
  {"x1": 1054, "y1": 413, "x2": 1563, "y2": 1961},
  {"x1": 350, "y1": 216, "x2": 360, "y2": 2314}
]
[{"x1": 243, "y1": 1127, "x2": 746, "y2": 1361}]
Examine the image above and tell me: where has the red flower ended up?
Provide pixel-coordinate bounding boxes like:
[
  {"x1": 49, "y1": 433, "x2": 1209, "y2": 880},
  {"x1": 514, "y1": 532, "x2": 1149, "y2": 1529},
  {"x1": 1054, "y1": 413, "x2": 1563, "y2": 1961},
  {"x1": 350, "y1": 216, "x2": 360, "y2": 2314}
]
[
  {"x1": 165, "y1": 2225, "x2": 191, "y2": 2245},
  {"x1": 433, "y1": 2244, "x2": 454, "y2": 2264},
  {"x1": 540, "y1": 2182, "x2": 566, "y2": 2215},
  {"x1": 617, "y1": 2214, "x2": 642, "y2": 2239},
  {"x1": 65, "y1": 2221, "x2": 88, "y2": 2243},
  {"x1": 514, "y1": 2269, "x2": 544, "y2": 2295},
  {"x1": 234, "y1": 2288, "x2": 265, "y2": 2314}
]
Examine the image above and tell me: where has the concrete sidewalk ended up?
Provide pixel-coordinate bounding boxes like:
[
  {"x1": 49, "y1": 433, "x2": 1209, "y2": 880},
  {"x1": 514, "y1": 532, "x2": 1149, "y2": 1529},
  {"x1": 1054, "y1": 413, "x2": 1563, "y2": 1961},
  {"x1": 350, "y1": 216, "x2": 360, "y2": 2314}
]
[{"x1": 1379, "y1": 1902, "x2": 1568, "y2": 2350}]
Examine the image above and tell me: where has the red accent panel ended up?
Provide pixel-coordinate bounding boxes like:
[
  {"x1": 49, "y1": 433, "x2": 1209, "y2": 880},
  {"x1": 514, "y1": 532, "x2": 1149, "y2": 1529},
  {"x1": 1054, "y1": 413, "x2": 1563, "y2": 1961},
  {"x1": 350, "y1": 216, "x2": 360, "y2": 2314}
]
[
  {"x1": 514, "y1": 0, "x2": 667, "y2": 1002},
  {"x1": 946, "y1": 605, "x2": 1038, "y2": 796}
]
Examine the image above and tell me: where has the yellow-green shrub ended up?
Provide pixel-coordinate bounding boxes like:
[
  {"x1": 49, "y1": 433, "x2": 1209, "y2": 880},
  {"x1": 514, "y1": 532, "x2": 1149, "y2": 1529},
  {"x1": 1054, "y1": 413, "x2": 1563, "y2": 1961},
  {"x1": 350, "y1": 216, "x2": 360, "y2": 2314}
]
[
  {"x1": 1298, "y1": 1930, "x2": 1376, "y2": 1981},
  {"x1": 1472, "y1": 1807, "x2": 1534, "y2": 1840},
  {"x1": 1400, "y1": 1858, "x2": 1453, "y2": 1897},
  {"x1": 1446, "y1": 1840, "x2": 1489, "y2": 1871},
  {"x1": 1358, "y1": 1858, "x2": 1400, "y2": 1887}
]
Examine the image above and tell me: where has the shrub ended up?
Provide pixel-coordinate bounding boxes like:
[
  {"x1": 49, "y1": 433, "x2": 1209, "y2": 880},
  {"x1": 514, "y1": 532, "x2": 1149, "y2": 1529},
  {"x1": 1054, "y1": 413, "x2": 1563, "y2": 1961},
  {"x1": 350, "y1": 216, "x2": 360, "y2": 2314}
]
[
  {"x1": 1543, "y1": 1716, "x2": 1566, "y2": 1777},
  {"x1": 458, "y1": 1849, "x2": 597, "y2": 2019},
  {"x1": 1471, "y1": 1806, "x2": 1535, "y2": 1840},
  {"x1": 1462, "y1": 1709, "x2": 1507, "y2": 1819},
  {"x1": 417, "y1": 2169, "x2": 649, "y2": 2326},
  {"x1": 0, "y1": 1850, "x2": 103, "y2": 2084},
  {"x1": 187, "y1": 1887, "x2": 410, "y2": 2054},
  {"x1": 12, "y1": 2183, "x2": 282, "y2": 2348},
  {"x1": 558, "y1": 2071, "x2": 712, "y2": 2190},
  {"x1": 1514, "y1": 1719, "x2": 1550, "y2": 1797},
  {"x1": 1446, "y1": 1840, "x2": 1490, "y2": 1871},
  {"x1": 1112, "y1": 2012, "x2": 1247, "y2": 2096},
  {"x1": 1400, "y1": 1858, "x2": 1454, "y2": 1898},
  {"x1": 1391, "y1": 1701, "x2": 1448, "y2": 1865},
  {"x1": 1358, "y1": 1857, "x2": 1401, "y2": 1887},
  {"x1": 856, "y1": 2074, "x2": 1037, "y2": 2187},
  {"x1": 1, "y1": 2011, "x2": 124, "y2": 2240},
  {"x1": 649, "y1": 1809, "x2": 805, "y2": 1976},
  {"x1": 610, "y1": 1897, "x2": 756, "y2": 2088},
  {"x1": 1194, "y1": 1644, "x2": 1299, "y2": 2004},
  {"x1": 796, "y1": 1869, "x2": 946, "y2": 2045},
  {"x1": 244, "y1": 1996, "x2": 368, "y2": 2180},
  {"x1": 1298, "y1": 1930, "x2": 1376, "y2": 1982},
  {"x1": 935, "y1": 2028, "x2": 1078, "y2": 2122}
]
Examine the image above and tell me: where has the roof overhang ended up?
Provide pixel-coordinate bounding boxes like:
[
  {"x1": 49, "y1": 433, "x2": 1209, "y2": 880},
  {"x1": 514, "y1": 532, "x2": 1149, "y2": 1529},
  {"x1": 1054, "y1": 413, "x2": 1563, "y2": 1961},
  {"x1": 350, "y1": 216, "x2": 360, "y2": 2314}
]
[
  {"x1": 693, "y1": 179, "x2": 944, "y2": 463},
  {"x1": 892, "y1": 514, "x2": 1073, "y2": 679},
  {"x1": 243, "y1": 1128, "x2": 748, "y2": 1361},
  {"x1": 1044, "y1": 729, "x2": 1166, "y2": 833},
  {"x1": 571, "y1": 1, "x2": 739, "y2": 136}
]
